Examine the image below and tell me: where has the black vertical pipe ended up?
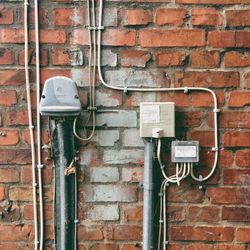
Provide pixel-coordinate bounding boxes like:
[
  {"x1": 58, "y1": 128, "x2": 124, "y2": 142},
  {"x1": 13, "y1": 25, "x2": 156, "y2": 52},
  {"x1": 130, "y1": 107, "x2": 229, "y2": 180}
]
[{"x1": 51, "y1": 119, "x2": 75, "y2": 250}]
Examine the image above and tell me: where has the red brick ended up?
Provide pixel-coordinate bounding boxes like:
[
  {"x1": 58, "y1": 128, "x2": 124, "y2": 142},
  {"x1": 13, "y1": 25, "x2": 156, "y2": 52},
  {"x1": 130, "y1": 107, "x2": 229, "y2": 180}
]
[
  {"x1": 21, "y1": 128, "x2": 49, "y2": 145},
  {"x1": 192, "y1": 91, "x2": 224, "y2": 108},
  {"x1": 0, "y1": 204, "x2": 20, "y2": 222},
  {"x1": 0, "y1": 90, "x2": 17, "y2": 106},
  {"x1": 177, "y1": 0, "x2": 239, "y2": 3},
  {"x1": 77, "y1": 226, "x2": 103, "y2": 240},
  {"x1": 185, "y1": 244, "x2": 213, "y2": 250},
  {"x1": 223, "y1": 131, "x2": 250, "y2": 147},
  {"x1": 23, "y1": 204, "x2": 53, "y2": 221},
  {"x1": 0, "y1": 129, "x2": 19, "y2": 146},
  {"x1": 140, "y1": 29, "x2": 205, "y2": 47},
  {"x1": 120, "y1": 50, "x2": 151, "y2": 67},
  {"x1": 236, "y1": 150, "x2": 250, "y2": 167},
  {"x1": 41, "y1": 69, "x2": 71, "y2": 85},
  {"x1": 155, "y1": 51, "x2": 186, "y2": 67},
  {"x1": 224, "y1": 169, "x2": 250, "y2": 185},
  {"x1": 122, "y1": 9, "x2": 152, "y2": 26},
  {"x1": 237, "y1": 228, "x2": 250, "y2": 243},
  {"x1": 176, "y1": 111, "x2": 205, "y2": 128},
  {"x1": 171, "y1": 226, "x2": 234, "y2": 242},
  {"x1": 90, "y1": 244, "x2": 118, "y2": 250},
  {"x1": 168, "y1": 206, "x2": 185, "y2": 222},
  {"x1": 0, "y1": 48, "x2": 14, "y2": 65},
  {"x1": 52, "y1": 8, "x2": 85, "y2": 26},
  {"x1": 124, "y1": 205, "x2": 143, "y2": 222},
  {"x1": 225, "y1": 51, "x2": 250, "y2": 67},
  {"x1": 19, "y1": 8, "x2": 49, "y2": 25},
  {"x1": 70, "y1": 29, "x2": 89, "y2": 45},
  {"x1": 191, "y1": 8, "x2": 221, "y2": 26},
  {"x1": 156, "y1": 8, "x2": 185, "y2": 26},
  {"x1": 236, "y1": 31, "x2": 250, "y2": 48},
  {"x1": 0, "y1": 29, "x2": 24, "y2": 43},
  {"x1": 226, "y1": 10, "x2": 250, "y2": 26},
  {"x1": 168, "y1": 183, "x2": 205, "y2": 203},
  {"x1": 208, "y1": 31, "x2": 235, "y2": 48},
  {"x1": 51, "y1": 48, "x2": 71, "y2": 65},
  {"x1": 9, "y1": 186, "x2": 33, "y2": 202},
  {"x1": 0, "y1": 69, "x2": 25, "y2": 86},
  {"x1": 222, "y1": 206, "x2": 250, "y2": 222},
  {"x1": 0, "y1": 149, "x2": 31, "y2": 165},
  {"x1": 208, "y1": 187, "x2": 250, "y2": 204},
  {"x1": 120, "y1": 245, "x2": 142, "y2": 250},
  {"x1": 190, "y1": 50, "x2": 220, "y2": 68},
  {"x1": 175, "y1": 71, "x2": 239, "y2": 88},
  {"x1": 190, "y1": 130, "x2": 214, "y2": 147},
  {"x1": 0, "y1": 168, "x2": 19, "y2": 183},
  {"x1": 228, "y1": 91, "x2": 250, "y2": 107},
  {"x1": 243, "y1": 71, "x2": 250, "y2": 89},
  {"x1": 30, "y1": 30, "x2": 67, "y2": 44},
  {"x1": 0, "y1": 225, "x2": 33, "y2": 241},
  {"x1": 0, "y1": 185, "x2": 4, "y2": 201},
  {"x1": 188, "y1": 206, "x2": 219, "y2": 223},
  {"x1": 0, "y1": 243, "x2": 19, "y2": 250},
  {"x1": 18, "y1": 49, "x2": 48, "y2": 66},
  {"x1": 102, "y1": 29, "x2": 136, "y2": 46},
  {"x1": 215, "y1": 245, "x2": 245, "y2": 250},
  {"x1": 107, "y1": 225, "x2": 142, "y2": 240},
  {"x1": 160, "y1": 92, "x2": 190, "y2": 107},
  {"x1": 0, "y1": 7, "x2": 13, "y2": 24},
  {"x1": 6, "y1": 110, "x2": 29, "y2": 126}
]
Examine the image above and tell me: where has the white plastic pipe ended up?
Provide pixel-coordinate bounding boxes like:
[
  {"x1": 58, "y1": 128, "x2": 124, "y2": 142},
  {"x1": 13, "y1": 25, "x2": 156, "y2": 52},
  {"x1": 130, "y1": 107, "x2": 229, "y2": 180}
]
[{"x1": 24, "y1": 0, "x2": 38, "y2": 249}]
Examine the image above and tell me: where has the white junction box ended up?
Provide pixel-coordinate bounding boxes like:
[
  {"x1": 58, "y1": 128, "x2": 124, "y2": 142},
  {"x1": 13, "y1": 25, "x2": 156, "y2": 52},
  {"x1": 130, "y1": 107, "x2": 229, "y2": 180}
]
[
  {"x1": 171, "y1": 141, "x2": 199, "y2": 163},
  {"x1": 140, "y1": 102, "x2": 175, "y2": 138}
]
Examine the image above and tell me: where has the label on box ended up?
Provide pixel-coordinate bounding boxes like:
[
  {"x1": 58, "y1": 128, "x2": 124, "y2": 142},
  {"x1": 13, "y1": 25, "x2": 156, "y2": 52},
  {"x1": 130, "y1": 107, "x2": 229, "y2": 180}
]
[
  {"x1": 142, "y1": 104, "x2": 160, "y2": 124},
  {"x1": 175, "y1": 146, "x2": 197, "y2": 158}
]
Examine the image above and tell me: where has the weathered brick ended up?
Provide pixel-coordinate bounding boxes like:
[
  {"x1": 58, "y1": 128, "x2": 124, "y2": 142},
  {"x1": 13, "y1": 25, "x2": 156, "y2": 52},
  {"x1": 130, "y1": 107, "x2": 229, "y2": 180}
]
[
  {"x1": 236, "y1": 150, "x2": 250, "y2": 167},
  {"x1": 176, "y1": 111, "x2": 205, "y2": 128},
  {"x1": 90, "y1": 167, "x2": 119, "y2": 183},
  {"x1": 208, "y1": 31, "x2": 235, "y2": 48},
  {"x1": 215, "y1": 245, "x2": 245, "y2": 250},
  {"x1": 224, "y1": 169, "x2": 250, "y2": 185},
  {"x1": 77, "y1": 226, "x2": 103, "y2": 241},
  {"x1": 190, "y1": 50, "x2": 220, "y2": 68},
  {"x1": 96, "y1": 110, "x2": 137, "y2": 128},
  {"x1": 0, "y1": 6, "x2": 13, "y2": 24},
  {"x1": 123, "y1": 204, "x2": 143, "y2": 222},
  {"x1": 122, "y1": 129, "x2": 144, "y2": 147},
  {"x1": 140, "y1": 29, "x2": 205, "y2": 47},
  {"x1": 0, "y1": 168, "x2": 19, "y2": 183},
  {"x1": 155, "y1": 51, "x2": 186, "y2": 67},
  {"x1": 222, "y1": 206, "x2": 250, "y2": 222},
  {"x1": 236, "y1": 31, "x2": 250, "y2": 48},
  {"x1": 107, "y1": 225, "x2": 142, "y2": 240},
  {"x1": 0, "y1": 48, "x2": 14, "y2": 64},
  {"x1": 0, "y1": 225, "x2": 33, "y2": 241},
  {"x1": 191, "y1": 8, "x2": 221, "y2": 26},
  {"x1": 171, "y1": 226, "x2": 234, "y2": 242},
  {"x1": 90, "y1": 244, "x2": 118, "y2": 250},
  {"x1": 243, "y1": 71, "x2": 250, "y2": 88},
  {"x1": 208, "y1": 187, "x2": 250, "y2": 204},
  {"x1": 175, "y1": 71, "x2": 239, "y2": 88},
  {"x1": 9, "y1": 186, "x2": 33, "y2": 202},
  {"x1": 30, "y1": 29, "x2": 67, "y2": 44},
  {"x1": 85, "y1": 205, "x2": 119, "y2": 221},
  {"x1": 0, "y1": 69, "x2": 25, "y2": 86},
  {"x1": 236, "y1": 228, "x2": 250, "y2": 243},
  {"x1": 156, "y1": 8, "x2": 185, "y2": 26},
  {"x1": 23, "y1": 204, "x2": 53, "y2": 221},
  {"x1": 168, "y1": 206, "x2": 186, "y2": 222},
  {"x1": 226, "y1": 10, "x2": 250, "y2": 26},
  {"x1": 228, "y1": 91, "x2": 250, "y2": 107},
  {"x1": 120, "y1": 50, "x2": 151, "y2": 67},
  {"x1": 0, "y1": 243, "x2": 19, "y2": 250},
  {"x1": 188, "y1": 206, "x2": 219, "y2": 222},
  {"x1": 121, "y1": 167, "x2": 143, "y2": 182},
  {"x1": 125, "y1": 92, "x2": 157, "y2": 107},
  {"x1": 103, "y1": 149, "x2": 144, "y2": 164},
  {"x1": 0, "y1": 129, "x2": 19, "y2": 146},
  {"x1": 185, "y1": 244, "x2": 213, "y2": 250},
  {"x1": 19, "y1": 48, "x2": 48, "y2": 66},
  {"x1": 0, "y1": 185, "x2": 4, "y2": 201},
  {"x1": 190, "y1": 131, "x2": 214, "y2": 147},
  {"x1": 93, "y1": 130, "x2": 119, "y2": 146},
  {"x1": 225, "y1": 51, "x2": 250, "y2": 67},
  {"x1": 122, "y1": 9, "x2": 152, "y2": 26},
  {"x1": 0, "y1": 90, "x2": 17, "y2": 106},
  {"x1": 19, "y1": 7, "x2": 49, "y2": 25},
  {"x1": 160, "y1": 92, "x2": 190, "y2": 107},
  {"x1": 96, "y1": 89, "x2": 122, "y2": 107},
  {"x1": 223, "y1": 131, "x2": 250, "y2": 147},
  {"x1": 0, "y1": 149, "x2": 31, "y2": 165},
  {"x1": 6, "y1": 110, "x2": 29, "y2": 126},
  {"x1": 83, "y1": 185, "x2": 137, "y2": 202}
]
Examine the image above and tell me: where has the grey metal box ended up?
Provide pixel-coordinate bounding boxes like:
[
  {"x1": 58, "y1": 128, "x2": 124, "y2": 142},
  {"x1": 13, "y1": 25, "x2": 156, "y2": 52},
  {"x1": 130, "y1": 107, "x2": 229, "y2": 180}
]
[{"x1": 171, "y1": 141, "x2": 199, "y2": 163}]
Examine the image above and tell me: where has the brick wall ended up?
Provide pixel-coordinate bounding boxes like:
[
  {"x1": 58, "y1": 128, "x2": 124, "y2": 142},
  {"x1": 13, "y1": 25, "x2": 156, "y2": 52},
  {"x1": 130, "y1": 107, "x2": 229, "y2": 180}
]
[{"x1": 0, "y1": 0, "x2": 250, "y2": 249}]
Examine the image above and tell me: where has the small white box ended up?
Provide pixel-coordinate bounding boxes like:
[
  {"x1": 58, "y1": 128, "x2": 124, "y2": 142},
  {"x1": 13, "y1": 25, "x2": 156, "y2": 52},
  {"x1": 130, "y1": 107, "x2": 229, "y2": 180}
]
[{"x1": 140, "y1": 102, "x2": 175, "y2": 138}]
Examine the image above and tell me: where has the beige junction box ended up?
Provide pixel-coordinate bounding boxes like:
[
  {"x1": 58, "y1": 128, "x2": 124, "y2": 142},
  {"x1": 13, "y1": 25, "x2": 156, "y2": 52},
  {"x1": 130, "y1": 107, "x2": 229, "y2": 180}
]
[{"x1": 140, "y1": 102, "x2": 175, "y2": 138}]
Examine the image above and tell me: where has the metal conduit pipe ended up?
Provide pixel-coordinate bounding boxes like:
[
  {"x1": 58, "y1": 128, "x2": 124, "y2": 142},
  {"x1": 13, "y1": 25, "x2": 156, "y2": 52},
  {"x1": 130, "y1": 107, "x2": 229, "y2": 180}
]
[{"x1": 51, "y1": 120, "x2": 76, "y2": 250}]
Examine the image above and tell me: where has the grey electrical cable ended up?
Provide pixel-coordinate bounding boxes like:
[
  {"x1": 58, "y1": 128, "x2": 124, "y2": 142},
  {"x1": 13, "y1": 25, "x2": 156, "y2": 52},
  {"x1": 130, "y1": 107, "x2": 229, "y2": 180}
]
[{"x1": 24, "y1": 0, "x2": 39, "y2": 248}]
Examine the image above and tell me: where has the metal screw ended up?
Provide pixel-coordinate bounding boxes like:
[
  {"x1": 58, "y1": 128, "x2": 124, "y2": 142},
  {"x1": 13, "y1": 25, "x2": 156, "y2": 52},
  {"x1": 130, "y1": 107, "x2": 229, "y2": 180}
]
[{"x1": 0, "y1": 132, "x2": 6, "y2": 137}]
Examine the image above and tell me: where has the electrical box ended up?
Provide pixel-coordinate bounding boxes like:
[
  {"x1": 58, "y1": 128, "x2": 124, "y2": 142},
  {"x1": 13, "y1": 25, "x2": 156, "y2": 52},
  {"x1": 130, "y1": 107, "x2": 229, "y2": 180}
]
[
  {"x1": 40, "y1": 76, "x2": 81, "y2": 117},
  {"x1": 140, "y1": 102, "x2": 175, "y2": 138},
  {"x1": 171, "y1": 141, "x2": 199, "y2": 163}
]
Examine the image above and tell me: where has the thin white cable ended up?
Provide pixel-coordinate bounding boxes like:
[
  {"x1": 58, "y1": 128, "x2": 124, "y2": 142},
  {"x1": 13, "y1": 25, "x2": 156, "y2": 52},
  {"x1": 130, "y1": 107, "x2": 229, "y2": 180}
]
[
  {"x1": 34, "y1": 0, "x2": 44, "y2": 248},
  {"x1": 24, "y1": 1, "x2": 39, "y2": 249},
  {"x1": 74, "y1": 165, "x2": 78, "y2": 250}
]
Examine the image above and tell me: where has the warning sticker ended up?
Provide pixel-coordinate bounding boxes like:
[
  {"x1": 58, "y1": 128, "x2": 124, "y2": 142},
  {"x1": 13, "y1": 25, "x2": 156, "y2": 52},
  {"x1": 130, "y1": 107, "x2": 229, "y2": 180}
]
[
  {"x1": 175, "y1": 146, "x2": 197, "y2": 158},
  {"x1": 142, "y1": 104, "x2": 160, "y2": 124}
]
